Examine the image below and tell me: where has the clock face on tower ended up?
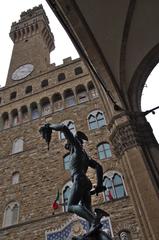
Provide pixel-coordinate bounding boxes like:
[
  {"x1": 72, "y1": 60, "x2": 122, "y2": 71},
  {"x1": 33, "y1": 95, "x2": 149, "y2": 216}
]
[{"x1": 12, "y1": 64, "x2": 34, "y2": 80}]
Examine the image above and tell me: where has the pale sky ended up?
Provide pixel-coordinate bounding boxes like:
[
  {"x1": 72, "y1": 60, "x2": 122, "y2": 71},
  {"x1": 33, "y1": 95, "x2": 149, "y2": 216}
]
[
  {"x1": 0, "y1": 1, "x2": 158, "y2": 141},
  {"x1": 0, "y1": 0, "x2": 79, "y2": 87}
]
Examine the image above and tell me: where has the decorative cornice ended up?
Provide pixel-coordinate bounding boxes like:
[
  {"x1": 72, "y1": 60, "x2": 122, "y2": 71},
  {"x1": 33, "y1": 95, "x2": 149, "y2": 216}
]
[{"x1": 109, "y1": 112, "x2": 158, "y2": 156}]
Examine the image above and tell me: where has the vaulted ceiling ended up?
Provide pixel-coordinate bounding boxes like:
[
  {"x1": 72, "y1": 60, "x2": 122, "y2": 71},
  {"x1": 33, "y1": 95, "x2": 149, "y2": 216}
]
[{"x1": 47, "y1": 0, "x2": 159, "y2": 110}]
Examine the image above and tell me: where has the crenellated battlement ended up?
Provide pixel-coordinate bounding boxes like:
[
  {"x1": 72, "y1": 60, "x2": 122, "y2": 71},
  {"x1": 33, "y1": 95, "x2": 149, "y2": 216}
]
[
  {"x1": 9, "y1": 4, "x2": 54, "y2": 52},
  {"x1": 20, "y1": 4, "x2": 49, "y2": 23}
]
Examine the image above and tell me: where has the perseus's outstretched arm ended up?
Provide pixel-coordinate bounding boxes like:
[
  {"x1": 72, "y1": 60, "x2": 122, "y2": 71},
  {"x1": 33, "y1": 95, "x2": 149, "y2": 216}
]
[
  {"x1": 40, "y1": 123, "x2": 78, "y2": 147},
  {"x1": 50, "y1": 123, "x2": 77, "y2": 145}
]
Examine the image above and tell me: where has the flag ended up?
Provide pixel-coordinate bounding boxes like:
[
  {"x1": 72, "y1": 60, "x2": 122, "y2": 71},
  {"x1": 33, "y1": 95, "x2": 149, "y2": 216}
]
[
  {"x1": 52, "y1": 190, "x2": 60, "y2": 210},
  {"x1": 108, "y1": 190, "x2": 113, "y2": 201}
]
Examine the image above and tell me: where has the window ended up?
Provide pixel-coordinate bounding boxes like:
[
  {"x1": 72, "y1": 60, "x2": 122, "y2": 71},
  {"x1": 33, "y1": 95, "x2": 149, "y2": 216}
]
[
  {"x1": 25, "y1": 85, "x2": 32, "y2": 94},
  {"x1": 58, "y1": 73, "x2": 66, "y2": 81},
  {"x1": 30, "y1": 102, "x2": 40, "y2": 119},
  {"x1": 88, "y1": 110, "x2": 106, "y2": 129},
  {"x1": 42, "y1": 102, "x2": 51, "y2": 116},
  {"x1": 40, "y1": 97, "x2": 51, "y2": 116},
  {"x1": 12, "y1": 172, "x2": 20, "y2": 184},
  {"x1": 60, "y1": 120, "x2": 76, "y2": 140},
  {"x1": 11, "y1": 109, "x2": 19, "y2": 126},
  {"x1": 52, "y1": 93, "x2": 63, "y2": 111},
  {"x1": 62, "y1": 182, "x2": 72, "y2": 212},
  {"x1": 103, "y1": 171, "x2": 127, "y2": 202},
  {"x1": 10, "y1": 91, "x2": 17, "y2": 100},
  {"x1": 88, "y1": 81, "x2": 98, "y2": 99},
  {"x1": 74, "y1": 66, "x2": 83, "y2": 75},
  {"x1": 97, "y1": 143, "x2": 112, "y2": 160},
  {"x1": 64, "y1": 89, "x2": 76, "y2": 107},
  {"x1": 41, "y1": 79, "x2": 48, "y2": 88},
  {"x1": 0, "y1": 97, "x2": 2, "y2": 104},
  {"x1": 76, "y1": 85, "x2": 88, "y2": 103},
  {"x1": 97, "y1": 112, "x2": 105, "y2": 127},
  {"x1": 63, "y1": 154, "x2": 71, "y2": 170},
  {"x1": 119, "y1": 231, "x2": 131, "y2": 240},
  {"x1": 12, "y1": 138, "x2": 24, "y2": 154},
  {"x1": 2, "y1": 112, "x2": 9, "y2": 129},
  {"x1": 21, "y1": 106, "x2": 29, "y2": 122},
  {"x1": 3, "y1": 202, "x2": 19, "y2": 227}
]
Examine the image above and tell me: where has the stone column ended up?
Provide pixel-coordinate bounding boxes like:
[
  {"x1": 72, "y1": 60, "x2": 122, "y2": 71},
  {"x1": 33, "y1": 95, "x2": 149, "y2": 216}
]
[{"x1": 108, "y1": 111, "x2": 159, "y2": 240}]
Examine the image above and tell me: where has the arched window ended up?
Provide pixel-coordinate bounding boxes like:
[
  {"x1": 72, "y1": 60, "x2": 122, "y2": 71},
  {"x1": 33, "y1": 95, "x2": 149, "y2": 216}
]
[
  {"x1": 3, "y1": 202, "x2": 19, "y2": 227},
  {"x1": 58, "y1": 73, "x2": 66, "y2": 81},
  {"x1": 119, "y1": 231, "x2": 131, "y2": 240},
  {"x1": 2, "y1": 112, "x2": 9, "y2": 129},
  {"x1": 30, "y1": 102, "x2": 40, "y2": 119},
  {"x1": 76, "y1": 84, "x2": 88, "y2": 103},
  {"x1": 97, "y1": 143, "x2": 112, "y2": 160},
  {"x1": 63, "y1": 154, "x2": 71, "y2": 170},
  {"x1": 12, "y1": 138, "x2": 24, "y2": 154},
  {"x1": 40, "y1": 97, "x2": 51, "y2": 116},
  {"x1": 41, "y1": 79, "x2": 48, "y2": 88},
  {"x1": 11, "y1": 109, "x2": 19, "y2": 126},
  {"x1": 64, "y1": 89, "x2": 76, "y2": 107},
  {"x1": 10, "y1": 91, "x2": 17, "y2": 100},
  {"x1": 88, "y1": 110, "x2": 106, "y2": 129},
  {"x1": 87, "y1": 81, "x2": 98, "y2": 99},
  {"x1": 60, "y1": 120, "x2": 76, "y2": 140},
  {"x1": 21, "y1": 106, "x2": 29, "y2": 122},
  {"x1": 52, "y1": 93, "x2": 63, "y2": 111},
  {"x1": 12, "y1": 172, "x2": 20, "y2": 184},
  {"x1": 62, "y1": 182, "x2": 72, "y2": 212},
  {"x1": 103, "y1": 171, "x2": 127, "y2": 202},
  {"x1": 74, "y1": 66, "x2": 83, "y2": 75},
  {"x1": 25, "y1": 85, "x2": 32, "y2": 94}
]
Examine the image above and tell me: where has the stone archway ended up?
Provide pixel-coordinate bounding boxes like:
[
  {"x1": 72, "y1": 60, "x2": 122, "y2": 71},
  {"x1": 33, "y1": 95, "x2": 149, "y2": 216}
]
[{"x1": 128, "y1": 43, "x2": 159, "y2": 111}]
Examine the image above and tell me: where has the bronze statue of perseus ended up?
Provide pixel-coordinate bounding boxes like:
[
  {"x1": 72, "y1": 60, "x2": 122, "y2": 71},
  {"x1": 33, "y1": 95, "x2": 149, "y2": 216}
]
[{"x1": 40, "y1": 123, "x2": 111, "y2": 239}]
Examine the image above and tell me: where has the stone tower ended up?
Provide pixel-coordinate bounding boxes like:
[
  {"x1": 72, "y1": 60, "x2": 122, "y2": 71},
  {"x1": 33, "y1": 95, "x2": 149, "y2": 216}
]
[
  {"x1": 0, "y1": 5, "x2": 145, "y2": 240},
  {"x1": 6, "y1": 4, "x2": 54, "y2": 86}
]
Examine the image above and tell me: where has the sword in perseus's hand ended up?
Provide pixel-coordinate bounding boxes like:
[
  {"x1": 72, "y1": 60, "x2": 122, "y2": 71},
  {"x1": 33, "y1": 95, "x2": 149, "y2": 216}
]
[{"x1": 39, "y1": 123, "x2": 52, "y2": 150}]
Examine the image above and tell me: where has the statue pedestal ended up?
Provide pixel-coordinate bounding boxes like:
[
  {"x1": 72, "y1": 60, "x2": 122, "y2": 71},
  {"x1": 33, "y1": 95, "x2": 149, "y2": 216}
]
[{"x1": 72, "y1": 229, "x2": 112, "y2": 240}]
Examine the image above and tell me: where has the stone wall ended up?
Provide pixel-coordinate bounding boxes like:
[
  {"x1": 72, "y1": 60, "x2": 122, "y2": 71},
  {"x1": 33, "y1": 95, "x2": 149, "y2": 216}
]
[{"x1": 0, "y1": 58, "x2": 143, "y2": 239}]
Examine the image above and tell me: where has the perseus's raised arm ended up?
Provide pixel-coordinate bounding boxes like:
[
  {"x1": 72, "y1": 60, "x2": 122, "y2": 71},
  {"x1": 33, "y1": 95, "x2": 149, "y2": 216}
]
[
  {"x1": 39, "y1": 123, "x2": 77, "y2": 148},
  {"x1": 50, "y1": 123, "x2": 76, "y2": 145}
]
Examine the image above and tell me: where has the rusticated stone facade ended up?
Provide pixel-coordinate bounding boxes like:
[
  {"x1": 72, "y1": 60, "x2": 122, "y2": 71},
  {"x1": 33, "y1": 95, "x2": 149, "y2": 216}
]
[{"x1": 0, "y1": 5, "x2": 144, "y2": 240}]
